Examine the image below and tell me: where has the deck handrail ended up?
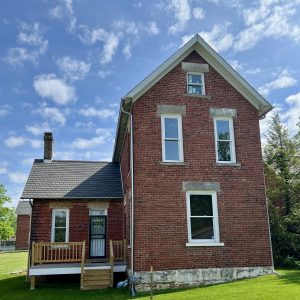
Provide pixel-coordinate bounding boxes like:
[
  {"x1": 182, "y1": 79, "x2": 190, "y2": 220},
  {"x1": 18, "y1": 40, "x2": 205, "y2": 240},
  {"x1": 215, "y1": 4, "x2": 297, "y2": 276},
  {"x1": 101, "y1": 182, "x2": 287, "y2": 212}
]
[
  {"x1": 31, "y1": 241, "x2": 86, "y2": 265},
  {"x1": 112, "y1": 239, "x2": 127, "y2": 261}
]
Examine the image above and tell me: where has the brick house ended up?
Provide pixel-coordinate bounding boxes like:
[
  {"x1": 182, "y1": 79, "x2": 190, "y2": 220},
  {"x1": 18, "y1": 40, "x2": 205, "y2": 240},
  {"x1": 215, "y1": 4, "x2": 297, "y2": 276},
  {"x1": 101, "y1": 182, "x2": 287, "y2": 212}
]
[
  {"x1": 15, "y1": 201, "x2": 32, "y2": 250},
  {"x1": 22, "y1": 34, "x2": 273, "y2": 290}
]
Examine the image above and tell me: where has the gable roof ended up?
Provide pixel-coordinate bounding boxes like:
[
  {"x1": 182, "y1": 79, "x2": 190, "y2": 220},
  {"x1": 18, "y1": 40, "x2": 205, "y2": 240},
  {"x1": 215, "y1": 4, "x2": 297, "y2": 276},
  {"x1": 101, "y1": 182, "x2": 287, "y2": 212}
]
[
  {"x1": 16, "y1": 201, "x2": 32, "y2": 215},
  {"x1": 112, "y1": 34, "x2": 273, "y2": 162},
  {"x1": 21, "y1": 160, "x2": 123, "y2": 200}
]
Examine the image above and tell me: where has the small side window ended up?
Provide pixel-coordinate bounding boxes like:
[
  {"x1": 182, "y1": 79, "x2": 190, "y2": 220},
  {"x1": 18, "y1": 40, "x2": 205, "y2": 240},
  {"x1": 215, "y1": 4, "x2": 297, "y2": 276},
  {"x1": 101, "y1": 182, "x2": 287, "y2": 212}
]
[
  {"x1": 187, "y1": 73, "x2": 205, "y2": 95},
  {"x1": 214, "y1": 117, "x2": 236, "y2": 163},
  {"x1": 161, "y1": 115, "x2": 184, "y2": 162},
  {"x1": 51, "y1": 209, "x2": 69, "y2": 242}
]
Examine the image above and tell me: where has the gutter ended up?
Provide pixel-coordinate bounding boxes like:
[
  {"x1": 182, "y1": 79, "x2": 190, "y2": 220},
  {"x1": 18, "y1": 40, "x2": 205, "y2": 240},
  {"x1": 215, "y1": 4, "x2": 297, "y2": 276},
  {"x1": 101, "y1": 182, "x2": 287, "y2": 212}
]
[{"x1": 121, "y1": 98, "x2": 135, "y2": 275}]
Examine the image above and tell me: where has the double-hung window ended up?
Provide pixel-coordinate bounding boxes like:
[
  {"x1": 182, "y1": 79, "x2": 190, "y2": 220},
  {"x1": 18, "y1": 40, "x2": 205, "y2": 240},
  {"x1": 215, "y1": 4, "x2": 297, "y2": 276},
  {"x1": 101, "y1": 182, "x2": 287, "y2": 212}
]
[
  {"x1": 187, "y1": 73, "x2": 205, "y2": 95},
  {"x1": 51, "y1": 209, "x2": 69, "y2": 242},
  {"x1": 186, "y1": 191, "x2": 221, "y2": 245},
  {"x1": 161, "y1": 115, "x2": 183, "y2": 162},
  {"x1": 214, "y1": 117, "x2": 236, "y2": 163}
]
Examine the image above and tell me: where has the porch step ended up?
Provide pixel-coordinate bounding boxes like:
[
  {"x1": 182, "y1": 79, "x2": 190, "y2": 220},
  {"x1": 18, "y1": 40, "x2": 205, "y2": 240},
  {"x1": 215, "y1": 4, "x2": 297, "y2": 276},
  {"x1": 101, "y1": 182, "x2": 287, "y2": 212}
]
[{"x1": 81, "y1": 268, "x2": 112, "y2": 290}]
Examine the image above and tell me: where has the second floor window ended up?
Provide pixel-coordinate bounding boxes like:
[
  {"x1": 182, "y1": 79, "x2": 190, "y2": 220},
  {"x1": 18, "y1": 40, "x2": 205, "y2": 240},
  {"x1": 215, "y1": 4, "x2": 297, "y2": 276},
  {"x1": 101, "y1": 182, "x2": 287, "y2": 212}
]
[
  {"x1": 51, "y1": 209, "x2": 69, "y2": 242},
  {"x1": 214, "y1": 117, "x2": 236, "y2": 163},
  {"x1": 187, "y1": 73, "x2": 205, "y2": 95},
  {"x1": 161, "y1": 115, "x2": 183, "y2": 162}
]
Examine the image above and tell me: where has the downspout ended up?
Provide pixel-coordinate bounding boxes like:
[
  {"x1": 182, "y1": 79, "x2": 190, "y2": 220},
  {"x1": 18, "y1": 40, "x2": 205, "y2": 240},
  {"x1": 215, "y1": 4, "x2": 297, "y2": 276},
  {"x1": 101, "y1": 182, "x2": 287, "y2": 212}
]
[
  {"x1": 121, "y1": 101, "x2": 135, "y2": 275},
  {"x1": 26, "y1": 199, "x2": 33, "y2": 283}
]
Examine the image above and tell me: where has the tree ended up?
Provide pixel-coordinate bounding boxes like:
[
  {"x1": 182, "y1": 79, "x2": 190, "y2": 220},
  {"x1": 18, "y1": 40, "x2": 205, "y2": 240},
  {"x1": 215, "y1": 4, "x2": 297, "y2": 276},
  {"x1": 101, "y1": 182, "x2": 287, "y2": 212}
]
[
  {"x1": 264, "y1": 113, "x2": 300, "y2": 267},
  {"x1": 0, "y1": 184, "x2": 16, "y2": 240}
]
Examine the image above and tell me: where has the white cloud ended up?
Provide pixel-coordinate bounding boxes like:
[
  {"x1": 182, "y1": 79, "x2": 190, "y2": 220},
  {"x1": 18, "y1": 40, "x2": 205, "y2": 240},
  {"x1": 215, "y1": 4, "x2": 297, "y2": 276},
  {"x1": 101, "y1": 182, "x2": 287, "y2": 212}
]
[
  {"x1": 168, "y1": 0, "x2": 191, "y2": 34},
  {"x1": 123, "y1": 43, "x2": 132, "y2": 60},
  {"x1": 50, "y1": 0, "x2": 77, "y2": 32},
  {"x1": 235, "y1": 1, "x2": 300, "y2": 51},
  {"x1": 29, "y1": 139, "x2": 42, "y2": 149},
  {"x1": 18, "y1": 22, "x2": 48, "y2": 54},
  {"x1": 26, "y1": 123, "x2": 51, "y2": 136},
  {"x1": 98, "y1": 70, "x2": 112, "y2": 79},
  {"x1": 22, "y1": 158, "x2": 35, "y2": 166},
  {"x1": 258, "y1": 69, "x2": 297, "y2": 96},
  {"x1": 113, "y1": 20, "x2": 139, "y2": 36},
  {"x1": 4, "y1": 136, "x2": 26, "y2": 148},
  {"x1": 0, "y1": 162, "x2": 8, "y2": 174},
  {"x1": 36, "y1": 103, "x2": 66, "y2": 126},
  {"x1": 78, "y1": 25, "x2": 119, "y2": 64},
  {"x1": 182, "y1": 24, "x2": 233, "y2": 52},
  {"x1": 33, "y1": 74, "x2": 76, "y2": 105},
  {"x1": 78, "y1": 106, "x2": 115, "y2": 119},
  {"x1": 146, "y1": 21, "x2": 160, "y2": 35},
  {"x1": 56, "y1": 56, "x2": 91, "y2": 81},
  {"x1": 6, "y1": 47, "x2": 37, "y2": 66},
  {"x1": 282, "y1": 92, "x2": 300, "y2": 136},
  {"x1": 8, "y1": 171, "x2": 28, "y2": 184},
  {"x1": 0, "y1": 105, "x2": 10, "y2": 117},
  {"x1": 70, "y1": 128, "x2": 112, "y2": 149},
  {"x1": 75, "y1": 121, "x2": 96, "y2": 128},
  {"x1": 193, "y1": 7, "x2": 205, "y2": 20},
  {"x1": 5, "y1": 22, "x2": 48, "y2": 66}
]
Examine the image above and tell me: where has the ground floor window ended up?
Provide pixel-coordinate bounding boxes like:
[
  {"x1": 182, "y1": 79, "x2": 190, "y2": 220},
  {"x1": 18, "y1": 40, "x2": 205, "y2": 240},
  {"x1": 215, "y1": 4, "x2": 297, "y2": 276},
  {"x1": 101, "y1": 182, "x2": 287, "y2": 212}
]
[
  {"x1": 186, "y1": 191, "x2": 220, "y2": 244},
  {"x1": 51, "y1": 209, "x2": 69, "y2": 242}
]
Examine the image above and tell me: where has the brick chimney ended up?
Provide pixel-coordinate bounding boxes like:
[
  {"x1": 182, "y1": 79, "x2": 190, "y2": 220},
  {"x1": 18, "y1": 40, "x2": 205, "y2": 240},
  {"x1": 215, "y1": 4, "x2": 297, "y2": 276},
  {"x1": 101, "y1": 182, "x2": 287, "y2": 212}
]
[{"x1": 44, "y1": 132, "x2": 53, "y2": 161}]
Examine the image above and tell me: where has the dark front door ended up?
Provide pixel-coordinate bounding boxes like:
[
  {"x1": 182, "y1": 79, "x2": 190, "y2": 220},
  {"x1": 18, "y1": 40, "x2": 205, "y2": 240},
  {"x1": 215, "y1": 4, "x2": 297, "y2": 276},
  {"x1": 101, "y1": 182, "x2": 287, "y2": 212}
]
[{"x1": 89, "y1": 216, "x2": 106, "y2": 258}]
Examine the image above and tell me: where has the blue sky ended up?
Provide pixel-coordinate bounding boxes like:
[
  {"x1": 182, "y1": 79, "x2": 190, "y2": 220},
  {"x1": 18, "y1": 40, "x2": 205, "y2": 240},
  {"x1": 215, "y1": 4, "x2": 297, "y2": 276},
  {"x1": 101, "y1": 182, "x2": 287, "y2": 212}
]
[{"x1": 1, "y1": 0, "x2": 300, "y2": 206}]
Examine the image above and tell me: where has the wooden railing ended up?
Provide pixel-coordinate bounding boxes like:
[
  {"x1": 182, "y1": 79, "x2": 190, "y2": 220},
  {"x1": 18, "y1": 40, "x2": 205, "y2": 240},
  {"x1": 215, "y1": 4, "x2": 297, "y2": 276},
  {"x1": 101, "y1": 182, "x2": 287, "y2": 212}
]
[
  {"x1": 109, "y1": 239, "x2": 126, "y2": 287},
  {"x1": 31, "y1": 241, "x2": 86, "y2": 266}
]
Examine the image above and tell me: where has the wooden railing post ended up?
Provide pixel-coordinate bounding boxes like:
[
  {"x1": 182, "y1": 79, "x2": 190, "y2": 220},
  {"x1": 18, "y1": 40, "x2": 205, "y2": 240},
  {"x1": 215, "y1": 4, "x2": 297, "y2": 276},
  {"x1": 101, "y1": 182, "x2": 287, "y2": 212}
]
[
  {"x1": 109, "y1": 240, "x2": 114, "y2": 287},
  {"x1": 80, "y1": 241, "x2": 86, "y2": 290},
  {"x1": 31, "y1": 242, "x2": 35, "y2": 266},
  {"x1": 123, "y1": 239, "x2": 127, "y2": 262}
]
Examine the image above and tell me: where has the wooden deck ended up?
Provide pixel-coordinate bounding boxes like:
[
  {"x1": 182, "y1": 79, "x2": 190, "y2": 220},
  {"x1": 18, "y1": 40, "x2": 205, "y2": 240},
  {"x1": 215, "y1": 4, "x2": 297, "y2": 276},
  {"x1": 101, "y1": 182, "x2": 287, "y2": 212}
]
[{"x1": 29, "y1": 240, "x2": 127, "y2": 290}]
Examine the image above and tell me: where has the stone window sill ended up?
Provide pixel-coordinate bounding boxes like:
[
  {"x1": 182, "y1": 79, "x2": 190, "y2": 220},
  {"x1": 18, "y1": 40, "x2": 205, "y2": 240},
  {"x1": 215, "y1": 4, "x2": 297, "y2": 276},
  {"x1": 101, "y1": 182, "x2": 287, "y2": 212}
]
[
  {"x1": 159, "y1": 161, "x2": 187, "y2": 166},
  {"x1": 184, "y1": 94, "x2": 211, "y2": 100},
  {"x1": 213, "y1": 162, "x2": 241, "y2": 167},
  {"x1": 186, "y1": 242, "x2": 225, "y2": 247}
]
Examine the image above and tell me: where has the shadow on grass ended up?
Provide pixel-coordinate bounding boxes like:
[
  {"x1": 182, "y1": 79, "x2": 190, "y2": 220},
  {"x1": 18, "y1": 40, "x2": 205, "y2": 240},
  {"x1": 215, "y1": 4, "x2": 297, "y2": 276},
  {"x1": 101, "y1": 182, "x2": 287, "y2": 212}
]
[{"x1": 276, "y1": 269, "x2": 300, "y2": 285}]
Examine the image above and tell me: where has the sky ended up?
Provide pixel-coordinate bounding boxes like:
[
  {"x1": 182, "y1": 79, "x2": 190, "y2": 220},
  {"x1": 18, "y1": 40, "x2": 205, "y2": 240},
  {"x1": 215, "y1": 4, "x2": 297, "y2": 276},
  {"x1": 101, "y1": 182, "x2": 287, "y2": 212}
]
[{"x1": 0, "y1": 0, "x2": 300, "y2": 206}]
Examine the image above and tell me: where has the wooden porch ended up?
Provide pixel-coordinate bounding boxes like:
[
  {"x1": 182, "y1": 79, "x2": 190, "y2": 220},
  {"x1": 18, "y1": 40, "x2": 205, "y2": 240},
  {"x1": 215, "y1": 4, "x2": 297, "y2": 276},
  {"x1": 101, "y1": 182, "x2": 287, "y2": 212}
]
[{"x1": 29, "y1": 240, "x2": 127, "y2": 290}]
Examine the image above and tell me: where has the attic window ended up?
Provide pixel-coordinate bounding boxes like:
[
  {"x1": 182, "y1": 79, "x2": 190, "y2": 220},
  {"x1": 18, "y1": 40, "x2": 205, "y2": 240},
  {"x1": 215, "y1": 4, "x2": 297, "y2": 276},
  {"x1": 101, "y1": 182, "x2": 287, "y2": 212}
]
[{"x1": 187, "y1": 73, "x2": 205, "y2": 95}]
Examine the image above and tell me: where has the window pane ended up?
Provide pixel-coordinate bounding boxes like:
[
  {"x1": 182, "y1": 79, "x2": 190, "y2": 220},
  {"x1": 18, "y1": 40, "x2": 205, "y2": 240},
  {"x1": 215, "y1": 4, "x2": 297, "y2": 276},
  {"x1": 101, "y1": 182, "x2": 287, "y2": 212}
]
[
  {"x1": 164, "y1": 118, "x2": 178, "y2": 139},
  {"x1": 188, "y1": 74, "x2": 202, "y2": 84},
  {"x1": 55, "y1": 211, "x2": 66, "y2": 227},
  {"x1": 191, "y1": 217, "x2": 214, "y2": 239},
  {"x1": 165, "y1": 140, "x2": 179, "y2": 161},
  {"x1": 54, "y1": 228, "x2": 66, "y2": 242},
  {"x1": 216, "y1": 120, "x2": 230, "y2": 140},
  {"x1": 218, "y1": 141, "x2": 231, "y2": 161},
  {"x1": 190, "y1": 195, "x2": 213, "y2": 216},
  {"x1": 188, "y1": 85, "x2": 203, "y2": 95}
]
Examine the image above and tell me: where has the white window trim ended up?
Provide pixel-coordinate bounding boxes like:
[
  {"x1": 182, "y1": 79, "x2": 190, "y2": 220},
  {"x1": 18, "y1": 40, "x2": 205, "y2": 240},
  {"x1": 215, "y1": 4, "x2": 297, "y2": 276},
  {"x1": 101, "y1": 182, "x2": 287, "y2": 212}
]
[
  {"x1": 161, "y1": 114, "x2": 184, "y2": 163},
  {"x1": 186, "y1": 190, "x2": 222, "y2": 246},
  {"x1": 213, "y1": 117, "x2": 236, "y2": 164},
  {"x1": 51, "y1": 209, "x2": 70, "y2": 242},
  {"x1": 186, "y1": 72, "x2": 205, "y2": 95}
]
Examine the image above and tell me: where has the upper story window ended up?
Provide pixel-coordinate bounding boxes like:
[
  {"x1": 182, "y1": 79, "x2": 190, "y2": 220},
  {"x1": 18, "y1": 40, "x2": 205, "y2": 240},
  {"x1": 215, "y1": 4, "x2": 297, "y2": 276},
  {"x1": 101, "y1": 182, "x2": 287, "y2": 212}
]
[
  {"x1": 186, "y1": 190, "x2": 220, "y2": 244},
  {"x1": 51, "y1": 209, "x2": 69, "y2": 242},
  {"x1": 161, "y1": 115, "x2": 184, "y2": 162},
  {"x1": 213, "y1": 117, "x2": 236, "y2": 163},
  {"x1": 187, "y1": 73, "x2": 205, "y2": 95}
]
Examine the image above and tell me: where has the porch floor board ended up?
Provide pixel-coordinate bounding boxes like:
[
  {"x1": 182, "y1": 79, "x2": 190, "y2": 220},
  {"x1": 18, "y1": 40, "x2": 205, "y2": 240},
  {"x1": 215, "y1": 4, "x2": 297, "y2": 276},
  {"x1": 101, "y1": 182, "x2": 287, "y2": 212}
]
[{"x1": 29, "y1": 262, "x2": 126, "y2": 276}]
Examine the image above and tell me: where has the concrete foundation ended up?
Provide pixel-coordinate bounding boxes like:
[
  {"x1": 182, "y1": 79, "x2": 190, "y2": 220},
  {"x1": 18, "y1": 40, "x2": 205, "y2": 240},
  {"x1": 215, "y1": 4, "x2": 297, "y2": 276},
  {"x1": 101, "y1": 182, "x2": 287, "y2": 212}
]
[{"x1": 134, "y1": 266, "x2": 273, "y2": 291}]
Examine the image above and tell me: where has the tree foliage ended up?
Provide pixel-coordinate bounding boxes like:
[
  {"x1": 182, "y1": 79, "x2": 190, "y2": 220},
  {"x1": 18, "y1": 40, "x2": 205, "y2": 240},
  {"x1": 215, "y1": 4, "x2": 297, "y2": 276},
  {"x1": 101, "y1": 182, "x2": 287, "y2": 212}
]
[
  {"x1": 0, "y1": 184, "x2": 16, "y2": 240},
  {"x1": 264, "y1": 113, "x2": 300, "y2": 267}
]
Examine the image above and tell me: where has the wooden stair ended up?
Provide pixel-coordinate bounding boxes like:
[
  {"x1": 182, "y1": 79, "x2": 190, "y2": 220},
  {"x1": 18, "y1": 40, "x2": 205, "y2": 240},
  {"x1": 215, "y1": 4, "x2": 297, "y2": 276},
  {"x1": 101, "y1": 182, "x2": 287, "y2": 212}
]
[{"x1": 81, "y1": 268, "x2": 112, "y2": 290}]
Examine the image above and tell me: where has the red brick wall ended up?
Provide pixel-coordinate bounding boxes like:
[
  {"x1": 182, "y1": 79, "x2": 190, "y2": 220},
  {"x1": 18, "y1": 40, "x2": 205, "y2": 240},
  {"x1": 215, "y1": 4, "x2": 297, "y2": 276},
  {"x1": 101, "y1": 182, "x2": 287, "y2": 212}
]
[
  {"x1": 15, "y1": 215, "x2": 30, "y2": 250},
  {"x1": 129, "y1": 51, "x2": 273, "y2": 271},
  {"x1": 31, "y1": 199, "x2": 124, "y2": 259}
]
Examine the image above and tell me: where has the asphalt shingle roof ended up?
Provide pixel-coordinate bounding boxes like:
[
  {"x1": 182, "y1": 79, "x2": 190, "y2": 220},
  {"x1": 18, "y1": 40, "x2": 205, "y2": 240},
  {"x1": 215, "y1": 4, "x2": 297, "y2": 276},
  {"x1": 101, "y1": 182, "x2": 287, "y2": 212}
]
[{"x1": 21, "y1": 160, "x2": 123, "y2": 199}]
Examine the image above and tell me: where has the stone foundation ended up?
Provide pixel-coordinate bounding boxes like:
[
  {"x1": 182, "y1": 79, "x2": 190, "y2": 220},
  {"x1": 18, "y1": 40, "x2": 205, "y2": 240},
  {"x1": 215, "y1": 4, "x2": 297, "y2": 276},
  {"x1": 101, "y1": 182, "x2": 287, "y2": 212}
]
[{"x1": 134, "y1": 266, "x2": 273, "y2": 291}]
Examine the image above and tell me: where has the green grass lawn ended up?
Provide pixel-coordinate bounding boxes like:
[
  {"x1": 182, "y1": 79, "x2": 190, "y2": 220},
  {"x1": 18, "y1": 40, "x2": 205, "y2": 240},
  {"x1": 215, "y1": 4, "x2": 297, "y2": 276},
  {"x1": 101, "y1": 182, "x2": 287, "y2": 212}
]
[{"x1": 0, "y1": 251, "x2": 300, "y2": 299}]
